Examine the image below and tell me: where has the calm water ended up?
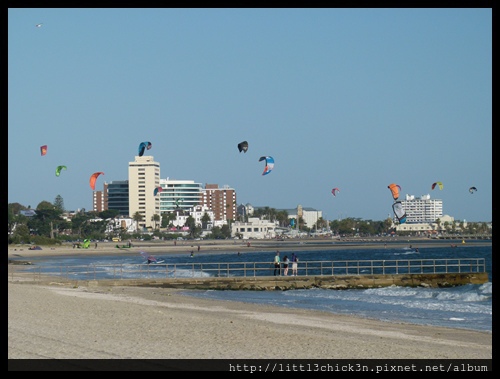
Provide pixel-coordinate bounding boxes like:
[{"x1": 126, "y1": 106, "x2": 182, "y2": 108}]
[{"x1": 15, "y1": 242, "x2": 492, "y2": 333}]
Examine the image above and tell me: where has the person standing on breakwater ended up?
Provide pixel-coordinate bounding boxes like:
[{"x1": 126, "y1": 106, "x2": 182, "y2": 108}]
[
  {"x1": 273, "y1": 251, "x2": 281, "y2": 276},
  {"x1": 282, "y1": 255, "x2": 289, "y2": 276},
  {"x1": 291, "y1": 253, "x2": 299, "y2": 276}
]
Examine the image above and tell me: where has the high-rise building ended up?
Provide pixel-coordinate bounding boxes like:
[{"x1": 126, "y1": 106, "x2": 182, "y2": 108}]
[
  {"x1": 158, "y1": 179, "x2": 203, "y2": 213},
  {"x1": 107, "y1": 180, "x2": 129, "y2": 216},
  {"x1": 201, "y1": 184, "x2": 236, "y2": 222},
  {"x1": 128, "y1": 156, "x2": 160, "y2": 229},
  {"x1": 400, "y1": 194, "x2": 443, "y2": 223},
  {"x1": 92, "y1": 182, "x2": 107, "y2": 213}
]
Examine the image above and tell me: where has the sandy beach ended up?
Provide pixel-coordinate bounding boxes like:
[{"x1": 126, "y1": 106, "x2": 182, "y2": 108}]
[{"x1": 8, "y1": 239, "x2": 492, "y2": 365}]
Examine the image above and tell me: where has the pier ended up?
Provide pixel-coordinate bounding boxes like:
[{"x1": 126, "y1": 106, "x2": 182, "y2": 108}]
[{"x1": 9, "y1": 257, "x2": 488, "y2": 290}]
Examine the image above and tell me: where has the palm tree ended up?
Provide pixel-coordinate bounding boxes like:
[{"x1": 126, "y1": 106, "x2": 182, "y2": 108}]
[
  {"x1": 151, "y1": 214, "x2": 161, "y2": 230},
  {"x1": 133, "y1": 211, "x2": 143, "y2": 232},
  {"x1": 435, "y1": 218, "x2": 442, "y2": 232}
]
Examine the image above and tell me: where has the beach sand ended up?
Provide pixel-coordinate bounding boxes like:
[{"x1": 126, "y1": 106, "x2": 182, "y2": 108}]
[{"x1": 8, "y1": 239, "x2": 492, "y2": 363}]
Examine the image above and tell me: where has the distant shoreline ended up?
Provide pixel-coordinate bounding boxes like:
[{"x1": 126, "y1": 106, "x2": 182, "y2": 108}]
[{"x1": 8, "y1": 237, "x2": 491, "y2": 260}]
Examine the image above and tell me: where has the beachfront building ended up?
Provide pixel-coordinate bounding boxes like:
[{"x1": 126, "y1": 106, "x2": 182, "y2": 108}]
[
  {"x1": 281, "y1": 205, "x2": 323, "y2": 230},
  {"x1": 105, "y1": 217, "x2": 137, "y2": 234},
  {"x1": 201, "y1": 184, "x2": 237, "y2": 222},
  {"x1": 394, "y1": 215, "x2": 455, "y2": 234},
  {"x1": 190, "y1": 205, "x2": 215, "y2": 229},
  {"x1": 232, "y1": 217, "x2": 278, "y2": 239},
  {"x1": 167, "y1": 205, "x2": 215, "y2": 230},
  {"x1": 106, "y1": 180, "x2": 129, "y2": 216},
  {"x1": 128, "y1": 156, "x2": 160, "y2": 230},
  {"x1": 400, "y1": 194, "x2": 443, "y2": 223},
  {"x1": 157, "y1": 179, "x2": 203, "y2": 214}
]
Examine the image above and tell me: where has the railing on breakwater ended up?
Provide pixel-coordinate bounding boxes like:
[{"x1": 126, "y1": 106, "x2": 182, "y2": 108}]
[{"x1": 10, "y1": 257, "x2": 486, "y2": 282}]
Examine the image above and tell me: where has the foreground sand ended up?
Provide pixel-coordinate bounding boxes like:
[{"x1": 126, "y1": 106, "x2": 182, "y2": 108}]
[
  {"x1": 8, "y1": 239, "x2": 492, "y2": 361},
  {"x1": 8, "y1": 281, "x2": 491, "y2": 360}
]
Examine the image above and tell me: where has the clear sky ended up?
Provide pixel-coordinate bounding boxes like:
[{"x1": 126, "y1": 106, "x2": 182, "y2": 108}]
[{"x1": 8, "y1": 8, "x2": 492, "y2": 222}]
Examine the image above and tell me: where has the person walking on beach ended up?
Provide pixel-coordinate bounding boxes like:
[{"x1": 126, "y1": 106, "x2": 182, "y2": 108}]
[
  {"x1": 292, "y1": 254, "x2": 299, "y2": 276},
  {"x1": 273, "y1": 251, "x2": 281, "y2": 276},
  {"x1": 282, "y1": 255, "x2": 290, "y2": 276}
]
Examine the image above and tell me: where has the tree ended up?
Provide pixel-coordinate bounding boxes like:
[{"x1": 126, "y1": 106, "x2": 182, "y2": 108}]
[
  {"x1": 8, "y1": 202, "x2": 26, "y2": 215},
  {"x1": 29, "y1": 203, "x2": 63, "y2": 238},
  {"x1": 133, "y1": 212, "x2": 143, "y2": 232},
  {"x1": 220, "y1": 224, "x2": 231, "y2": 239},
  {"x1": 201, "y1": 212, "x2": 211, "y2": 229},
  {"x1": 151, "y1": 214, "x2": 161, "y2": 230},
  {"x1": 10, "y1": 223, "x2": 31, "y2": 244},
  {"x1": 435, "y1": 218, "x2": 442, "y2": 231},
  {"x1": 8, "y1": 203, "x2": 28, "y2": 237},
  {"x1": 298, "y1": 216, "x2": 306, "y2": 231},
  {"x1": 161, "y1": 212, "x2": 177, "y2": 228},
  {"x1": 70, "y1": 212, "x2": 105, "y2": 239},
  {"x1": 443, "y1": 221, "x2": 450, "y2": 234},
  {"x1": 185, "y1": 215, "x2": 198, "y2": 238},
  {"x1": 207, "y1": 226, "x2": 224, "y2": 239},
  {"x1": 53, "y1": 195, "x2": 65, "y2": 212},
  {"x1": 276, "y1": 210, "x2": 289, "y2": 227},
  {"x1": 36, "y1": 200, "x2": 56, "y2": 211},
  {"x1": 99, "y1": 209, "x2": 120, "y2": 219}
]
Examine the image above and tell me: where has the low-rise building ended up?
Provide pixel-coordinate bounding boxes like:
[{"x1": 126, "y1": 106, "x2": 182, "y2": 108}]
[{"x1": 232, "y1": 217, "x2": 278, "y2": 239}]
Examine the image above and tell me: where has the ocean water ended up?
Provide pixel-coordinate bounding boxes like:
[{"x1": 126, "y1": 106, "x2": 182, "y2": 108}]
[{"x1": 15, "y1": 242, "x2": 492, "y2": 333}]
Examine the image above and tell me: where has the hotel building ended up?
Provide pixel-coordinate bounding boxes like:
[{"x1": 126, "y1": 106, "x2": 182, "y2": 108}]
[{"x1": 128, "y1": 155, "x2": 160, "y2": 230}]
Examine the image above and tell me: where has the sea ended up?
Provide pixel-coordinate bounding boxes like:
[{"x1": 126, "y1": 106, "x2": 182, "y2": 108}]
[{"x1": 14, "y1": 241, "x2": 492, "y2": 333}]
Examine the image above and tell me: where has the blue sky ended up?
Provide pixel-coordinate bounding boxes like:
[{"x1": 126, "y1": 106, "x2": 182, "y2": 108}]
[{"x1": 8, "y1": 8, "x2": 492, "y2": 222}]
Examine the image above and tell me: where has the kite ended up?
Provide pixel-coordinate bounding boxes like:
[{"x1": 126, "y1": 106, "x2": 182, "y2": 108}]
[
  {"x1": 153, "y1": 186, "x2": 163, "y2": 196},
  {"x1": 469, "y1": 186, "x2": 477, "y2": 194},
  {"x1": 89, "y1": 172, "x2": 104, "y2": 190},
  {"x1": 387, "y1": 183, "x2": 401, "y2": 201},
  {"x1": 138, "y1": 141, "x2": 152, "y2": 157},
  {"x1": 431, "y1": 181, "x2": 443, "y2": 191},
  {"x1": 259, "y1": 156, "x2": 274, "y2": 176},
  {"x1": 238, "y1": 141, "x2": 249, "y2": 153},
  {"x1": 40, "y1": 145, "x2": 47, "y2": 156},
  {"x1": 55, "y1": 165, "x2": 67, "y2": 177},
  {"x1": 392, "y1": 201, "x2": 407, "y2": 224},
  {"x1": 331, "y1": 187, "x2": 340, "y2": 197}
]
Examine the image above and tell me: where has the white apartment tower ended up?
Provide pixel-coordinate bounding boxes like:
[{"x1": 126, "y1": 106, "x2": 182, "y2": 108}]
[
  {"x1": 158, "y1": 179, "x2": 203, "y2": 213},
  {"x1": 400, "y1": 194, "x2": 443, "y2": 223},
  {"x1": 128, "y1": 156, "x2": 160, "y2": 230}
]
